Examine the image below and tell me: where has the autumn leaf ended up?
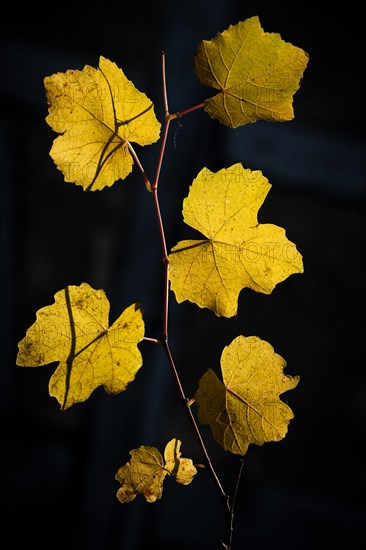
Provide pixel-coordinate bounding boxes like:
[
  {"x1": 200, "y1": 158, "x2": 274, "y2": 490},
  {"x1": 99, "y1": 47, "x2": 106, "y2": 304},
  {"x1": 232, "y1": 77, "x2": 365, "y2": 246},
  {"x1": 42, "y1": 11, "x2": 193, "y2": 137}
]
[
  {"x1": 164, "y1": 438, "x2": 198, "y2": 485},
  {"x1": 195, "y1": 335, "x2": 299, "y2": 455},
  {"x1": 115, "y1": 438, "x2": 197, "y2": 503},
  {"x1": 168, "y1": 163, "x2": 303, "y2": 317},
  {"x1": 194, "y1": 16, "x2": 309, "y2": 128},
  {"x1": 16, "y1": 283, "x2": 145, "y2": 410},
  {"x1": 44, "y1": 56, "x2": 161, "y2": 191},
  {"x1": 115, "y1": 446, "x2": 166, "y2": 503}
]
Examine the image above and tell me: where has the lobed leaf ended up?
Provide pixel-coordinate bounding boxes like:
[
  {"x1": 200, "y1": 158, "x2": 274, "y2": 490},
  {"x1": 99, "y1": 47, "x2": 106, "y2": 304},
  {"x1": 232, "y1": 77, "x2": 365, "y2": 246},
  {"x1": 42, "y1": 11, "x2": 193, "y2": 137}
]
[
  {"x1": 16, "y1": 283, "x2": 145, "y2": 410},
  {"x1": 194, "y1": 16, "x2": 309, "y2": 128},
  {"x1": 115, "y1": 438, "x2": 197, "y2": 503},
  {"x1": 168, "y1": 163, "x2": 303, "y2": 317},
  {"x1": 44, "y1": 56, "x2": 161, "y2": 190},
  {"x1": 195, "y1": 335, "x2": 299, "y2": 455},
  {"x1": 116, "y1": 446, "x2": 167, "y2": 503}
]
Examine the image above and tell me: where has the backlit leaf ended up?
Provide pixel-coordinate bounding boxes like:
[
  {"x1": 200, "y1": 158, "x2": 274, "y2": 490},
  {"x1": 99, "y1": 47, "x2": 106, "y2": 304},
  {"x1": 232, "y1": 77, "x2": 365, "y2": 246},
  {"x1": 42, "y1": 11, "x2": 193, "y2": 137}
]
[
  {"x1": 195, "y1": 335, "x2": 299, "y2": 455},
  {"x1": 115, "y1": 438, "x2": 197, "y2": 503},
  {"x1": 194, "y1": 16, "x2": 309, "y2": 128},
  {"x1": 168, "y1": 163, "x2": 303, "y2": 317},
  {"x1": 44, "y1": 56, "x2": 161, "y2": 190},
  {"x1": 16, "y1": 283, "x2": 144, "y2": 410},
  {"x1": 164, "y1": 438, "x2": 198, "y2": 485},
  {"x1": 116, "y1": 446, "x2": 166, "y2": 503}
]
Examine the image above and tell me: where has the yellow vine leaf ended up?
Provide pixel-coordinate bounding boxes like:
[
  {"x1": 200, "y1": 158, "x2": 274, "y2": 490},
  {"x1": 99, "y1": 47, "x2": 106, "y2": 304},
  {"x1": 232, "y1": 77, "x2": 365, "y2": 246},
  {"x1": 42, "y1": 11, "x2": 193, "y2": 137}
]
[
  {"x1": 44, "y1": 56, "x2": 161, "y2": 191},
  {"x1": 194, "y1": 16, "x2": 309, "y2": 128},
  {"x1": 116, "y1": 446, "x2": 166, "y2": 503},
  {"x1": 115, "y1": 438, "x2": 197, "y2": 503},
  {"x1": 164, "y1": 438, "x2": 198, "y2": 485},
  {"x1": 168, "y1": 163, "x2": 303, "y2": 317},
  {"x1": 195, "y1": 335, "x2": 299, "y2": 455},
  {"x1": 16, "y1": 283, "x2": 145, "y2": 410}
]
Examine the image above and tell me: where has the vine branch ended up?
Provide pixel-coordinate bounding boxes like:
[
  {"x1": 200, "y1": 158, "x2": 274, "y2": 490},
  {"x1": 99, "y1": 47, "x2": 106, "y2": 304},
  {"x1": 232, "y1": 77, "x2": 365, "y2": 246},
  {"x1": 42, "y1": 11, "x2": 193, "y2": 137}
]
[
  {"x1": 128, "y1": 50, "x2": 233, "y2": 548},
  {"x1": 146, "y1": 51, "x2": 232, "y2": 540}
]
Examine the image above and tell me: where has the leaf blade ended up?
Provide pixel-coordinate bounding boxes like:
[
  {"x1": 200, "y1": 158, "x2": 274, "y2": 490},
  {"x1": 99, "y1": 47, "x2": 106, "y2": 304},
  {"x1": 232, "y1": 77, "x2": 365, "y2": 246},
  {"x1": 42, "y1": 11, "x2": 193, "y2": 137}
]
[
  {"x1": 168, "y1": 164, "x2": 303, "y2": 317},
  {"x1": 164, "y1": 438, "x2": 198, "y2": 485},
  {"x1": 44, "y1": 56, "x2": 161, "y2": 190},
  {"x1": 195, "y1": 335, "x2": 299, "y2": 455},
  {"x1": 194, "y1": 16, "x2": 309, "y2": 128},
  {"x1": 16, "y1": 283, "x2": 145, "y2": 409},
  {"x1": 115, "y1": 439, "x2": 197, "y2": 503},
  {"x1": 115, "y1": 446, "x2": 166, "y2": 503}
]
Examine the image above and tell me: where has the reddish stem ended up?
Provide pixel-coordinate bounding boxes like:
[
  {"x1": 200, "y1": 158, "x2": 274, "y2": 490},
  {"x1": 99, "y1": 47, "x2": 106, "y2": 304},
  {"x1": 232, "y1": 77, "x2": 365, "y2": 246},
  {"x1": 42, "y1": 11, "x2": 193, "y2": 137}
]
[
  {"x1": 171, "y1": 101, "x2": 205, "y2": 119},
  {"x1": 152, "y1": 51, "x2": 171, "y2": 192},
  {"x1": 151, "y1": 50, "x2": 230, "y2": 511},
  {"x1": 135, "y1": 50, "x2": 232, "y2": 547},
  {"x1": 126, "y1": 141, "x2": 152, "y2": 191}
]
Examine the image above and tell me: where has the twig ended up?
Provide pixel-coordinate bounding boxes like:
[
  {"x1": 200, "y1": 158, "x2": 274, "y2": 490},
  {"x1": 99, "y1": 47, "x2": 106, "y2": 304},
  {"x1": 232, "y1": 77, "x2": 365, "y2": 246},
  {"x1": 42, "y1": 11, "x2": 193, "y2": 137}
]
[{"x1": 140, "y1": 49, "x2": 232, "y2": 547}]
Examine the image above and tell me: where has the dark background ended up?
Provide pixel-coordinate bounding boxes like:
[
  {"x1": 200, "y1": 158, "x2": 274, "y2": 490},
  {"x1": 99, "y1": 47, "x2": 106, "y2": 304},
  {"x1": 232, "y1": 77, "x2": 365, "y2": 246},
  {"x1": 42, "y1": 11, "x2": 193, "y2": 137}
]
[{"x1": 1, "y1": 1, "x2": 365, "y2": 548}]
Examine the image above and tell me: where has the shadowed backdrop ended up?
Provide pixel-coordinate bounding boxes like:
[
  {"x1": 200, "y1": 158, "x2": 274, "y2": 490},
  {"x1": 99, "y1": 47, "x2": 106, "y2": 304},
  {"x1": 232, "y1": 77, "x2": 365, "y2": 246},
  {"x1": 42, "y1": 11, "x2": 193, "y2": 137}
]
[{"x1": 1, "y1": 1, "x2": 365, "y2": 548}]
